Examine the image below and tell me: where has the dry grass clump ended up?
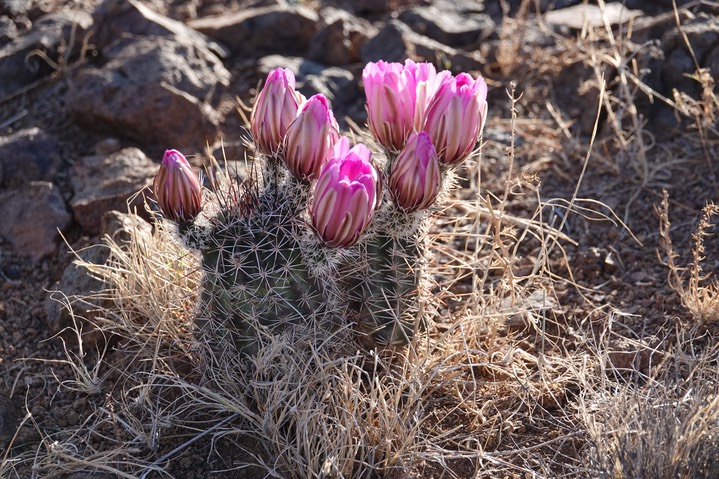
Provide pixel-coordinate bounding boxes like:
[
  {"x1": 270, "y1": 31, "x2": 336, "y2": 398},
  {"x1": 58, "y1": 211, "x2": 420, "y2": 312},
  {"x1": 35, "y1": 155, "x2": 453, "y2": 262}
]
[
  {"x1": 658, "y1": 190, "x2": 719, "y2": 325},
  {"x1": 582, "y1": 329, "x2": 719, "y2": 479}
]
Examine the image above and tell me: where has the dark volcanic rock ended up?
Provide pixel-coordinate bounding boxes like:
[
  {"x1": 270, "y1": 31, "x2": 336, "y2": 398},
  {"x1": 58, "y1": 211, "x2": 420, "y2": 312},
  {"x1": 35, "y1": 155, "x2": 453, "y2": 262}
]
[
  {"x1": 0, "y1": 17, "x2": 18, "y2": 42},
  {"x1": 0, "y1": 10, "x2": 93, "y2": 98},
  {"x1": 0, "y1": 182, "x2": 71, "y2": 261},
  {"x1": 92, "y1": 0, "x2": 229, "y2": 57},
  {"x1": 66, "y1": 35, "x2": 228, "y2": 151},
  {"x1": 189, "y1": 5, "x2": 320, "y2": 57},
  {"x1": 661, "y1": 14, "x2": 719, "y2": 99},
  {"x1": 308, "y1": 7, "x2": 377, "y2": 66},
  {"x1": 361, "y1": 20, "x2": 484, "y2": 72},
  {"x1": 0, "y1": 127, "x2": 63, "y2": 188},
  {"x1": 0, "y1": 0, "x2": 31, "y2": 17},
  {"x1": 399, "y1": 5, "x2": 494, "y2": 48},
  {"x1": 69, "y1": 147, "x2": 158, "y2": 236}
]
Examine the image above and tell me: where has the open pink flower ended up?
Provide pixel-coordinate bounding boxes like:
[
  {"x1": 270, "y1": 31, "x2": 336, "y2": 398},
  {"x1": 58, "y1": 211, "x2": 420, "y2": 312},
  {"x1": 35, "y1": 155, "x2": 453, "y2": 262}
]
[
  {"x1": 283, "y1": 94, "x2": 340, "y2": 181},
  {"x1": 311, "y1": 137, "x2": 380, "y2": 248},
  {"x1": 250, "y1": 68, "x2": 306, "y2": 156},
  {"x1": 423, "y1": 72, "x2": 488, "y2": 165},
  {"x1": 389, "y1": 131, "x2": 440, "y2": 212},
  {"x1": 152, "y1": 149, "x2": 202, "y2": 223}
]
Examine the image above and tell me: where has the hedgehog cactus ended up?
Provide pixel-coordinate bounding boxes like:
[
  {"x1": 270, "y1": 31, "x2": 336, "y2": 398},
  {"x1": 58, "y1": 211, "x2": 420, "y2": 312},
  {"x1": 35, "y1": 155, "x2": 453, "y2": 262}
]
[{"x1": 152, "y1": 61, "x2": 488, "y2": 354}]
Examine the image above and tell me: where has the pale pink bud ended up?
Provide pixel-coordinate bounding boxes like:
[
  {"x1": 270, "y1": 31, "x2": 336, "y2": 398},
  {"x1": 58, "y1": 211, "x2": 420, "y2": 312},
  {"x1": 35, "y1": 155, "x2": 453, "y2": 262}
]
[
  {"x1": 250, "y1": 68, "x2": 306, "y2": 156},
  {"x1": 423, "y1": 72, "x2": 488, "y2": 165},
  {"x1": 152, "y1": 149, "x2": 202, "y2": 223},
  {"x1": 311, "y1": 139, "x2": 380, "y2": 248},
  {"x1": 363, "y1": 60, "x2": 416, "y2": 151},
  {"x1": 283, "y1": 94, "x2": 340, "y2": 181},
  {"x1": 389, "y1": 132, "x2": 440, "y2": 212}
]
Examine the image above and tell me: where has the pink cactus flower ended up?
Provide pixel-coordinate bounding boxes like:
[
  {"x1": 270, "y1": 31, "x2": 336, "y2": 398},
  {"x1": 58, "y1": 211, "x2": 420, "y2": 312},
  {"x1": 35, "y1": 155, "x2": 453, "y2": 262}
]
[
  {"x1": 362, "y1": 60, "x2": 424, "y2": 151},
  {"x1": 283, "y1": 94, "x2": 340, "y2": 181},
  {"x1": 250, "y1": 68, "x2": 306, "y2": 156},
  {"x1": 311, "y1": 137, "x2": 380, "y2": 248},
  {"x1": 389, "y1": 131, "x2": 440, "y2": 212},
  {"x1": 423, "y1": 72, "x2": 488, "y2": 165},
  {"x1": 152, "y1": 149, "x2": 202, "y2": 223}
]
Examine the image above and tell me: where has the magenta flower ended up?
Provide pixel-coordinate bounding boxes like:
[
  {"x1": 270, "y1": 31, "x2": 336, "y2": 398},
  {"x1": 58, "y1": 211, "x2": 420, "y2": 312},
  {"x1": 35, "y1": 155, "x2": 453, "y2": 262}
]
[
  {"x1": 422, "y1": 72, "x2": 488, "y2": 165},
  {"x1": 389, "y1": 132, "x2": 440, "y2": 212},
  {"x1": 250, "y1": 68, "x2": 306, "y2": 156},
  {"x1": 152, "y1": 149, "x2": 202, "y2": 223},
  {"x1": 311, "y1": 138, "x2": 380, "y2": 248},
  {"x1": 283, "y1": 94, "x2": 340, "y2": 181}
]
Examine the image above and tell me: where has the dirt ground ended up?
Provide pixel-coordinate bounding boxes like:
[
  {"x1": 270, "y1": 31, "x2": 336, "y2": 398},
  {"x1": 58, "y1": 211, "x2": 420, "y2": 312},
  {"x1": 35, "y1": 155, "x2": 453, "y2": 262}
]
[{"x1": 1, "y1": 0, "x2": 719, "y2": 478}]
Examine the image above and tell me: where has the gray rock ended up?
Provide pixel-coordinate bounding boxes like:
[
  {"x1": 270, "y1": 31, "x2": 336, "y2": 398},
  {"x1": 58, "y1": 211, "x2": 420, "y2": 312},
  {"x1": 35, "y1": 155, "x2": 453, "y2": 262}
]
[
  {"x1": 69, "y1": 147, "x2": 158, "y2": 235},
  {"x1": 0, "y1": 0, "x2": 31, "y2": 17},
  {"x1": 543, "y1": 3, "x2": 642, "y2": 29},
  {"x1": 46, "y1": 211, "x2": 152, "y2": 345},
  {"x1": 189, "y1": 5, "x2": 320, "y2": 56},
  {"x1": 0, "y1": 17, "x2": 18, "y2": 42},
  {"x1": 0, "y1": 127, "x2": 63, "y2": 188},
  {"x1": 66, "y1": 35, "x2": 227, "y2": 151},
  {"x1": 399, "y1": 6, "x2": 494, "y2": 49},
  {"x1": 92, "y1": 0, "x2": 229, "y2": 58},
  {"x1": 661, "y1": 14, "x2": 719, "y2": 98},
  {"x1": 307, "y1": 7, "x2": 377, "y2": 66},
  {"x1": 353, "y1": 0, "x2": 389, "y2": 15},
  {"x1": 0, "y1": 10, "x2": 93, "y2": 98},
  {"x1": 361, "y1": 20, "x2": 484, "y2": 72},
  {"x1": 0, "y1": 181, "x2": 71, "y2": 262}
]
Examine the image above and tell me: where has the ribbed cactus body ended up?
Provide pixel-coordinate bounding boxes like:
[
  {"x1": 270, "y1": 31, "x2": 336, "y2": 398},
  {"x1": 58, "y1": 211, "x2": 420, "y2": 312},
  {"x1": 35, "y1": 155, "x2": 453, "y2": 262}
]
[
  {"x1": 347, "y1": 233, "x2": 427, "y2": 347},
  {"x1": 187, "y1": 176, "x2": 340, "y2": 355}
]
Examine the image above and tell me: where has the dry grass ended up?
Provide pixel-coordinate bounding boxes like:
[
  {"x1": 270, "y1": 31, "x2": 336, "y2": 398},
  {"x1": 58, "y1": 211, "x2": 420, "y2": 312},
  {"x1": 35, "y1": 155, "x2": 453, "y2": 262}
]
[{"x1": 658, "y1": 191, "x2": 719, "y2": 325}]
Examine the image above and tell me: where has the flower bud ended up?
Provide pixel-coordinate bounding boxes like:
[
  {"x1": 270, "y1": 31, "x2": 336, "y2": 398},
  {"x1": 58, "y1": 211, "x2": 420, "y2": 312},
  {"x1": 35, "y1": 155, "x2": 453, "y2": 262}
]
[
  {"x1": 283, "y1": 94, "x2": 340, "y2": 181},
  {"x1": 389, "y1": 132, "x2": 440, "y2": 212},
  {"x1": 311, "y1": 139, "x2": 380, "y2": 248},
  {"x1": 423, "y1": 72, "x2": 488, "y2": 165},
  {"x1": 362, "y1": 61, "x2": 410, "y2": 151},
  {"x1": 250, "y1": 68, "x2": 306, "y2": 156},
  {"x1": 152, "y1": 149, "x2": 202, "y2": 223}
]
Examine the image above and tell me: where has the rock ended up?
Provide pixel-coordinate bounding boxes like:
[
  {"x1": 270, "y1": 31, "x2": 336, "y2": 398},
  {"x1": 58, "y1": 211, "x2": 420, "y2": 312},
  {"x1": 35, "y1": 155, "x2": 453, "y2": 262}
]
[
  {"x1": 0, "y1": 17, "x2": 18, "y2": 42},
  {"x1": 0, "y1": 0, "x2": 31, "y2": 17},
  {"x1": 67, "y1": 35, "x2": 228, "y2": 151},
  {"x1": 0, "y1": 10, "x2": 93, "y2": 99},
  {"x1": 661, "y1": 14, "x2": 719, "y2": 99},
  {"x1": 0, "y1": 182, "x2": 71, "y2": 261},
  {"x1": 0, "y1": 127, "x2": 63, "y2": 188},
  {"x1": 189, "y1": 5, "x2": 320, "y2": 57},
  {"x1": 361, "y1": 20, "x2": 484, "y2": 72},
  {"x1": 69, "y1": 147, "x2": 158, "y2": 235},
  {"x1": 399, "y1": 6, "x2": 494, "y2": 49},
  {"x1": 544, "y1": 3, "x2": 643, "y2": 29},
  {"x1": 46, "y1": 243, "x2": 110, "y2": 341},
  {"x1": 91, "y1": 0, "x2": 229, "y2": 58},
  {"x1": 46, "y1": 211, "x2": 152, "y2": 345},
  {"x1": 353, "y1": 0, "x2": 389, "y2": 15},
  {"x1": 307, "y1": 7, "x2": 377, "y2": 66}
]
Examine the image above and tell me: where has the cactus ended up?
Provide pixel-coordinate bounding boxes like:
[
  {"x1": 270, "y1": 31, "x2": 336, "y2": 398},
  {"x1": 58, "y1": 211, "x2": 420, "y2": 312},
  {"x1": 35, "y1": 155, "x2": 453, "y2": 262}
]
[{"x1": 152, "y1": 60, "x2": 488, "y2": 354}]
